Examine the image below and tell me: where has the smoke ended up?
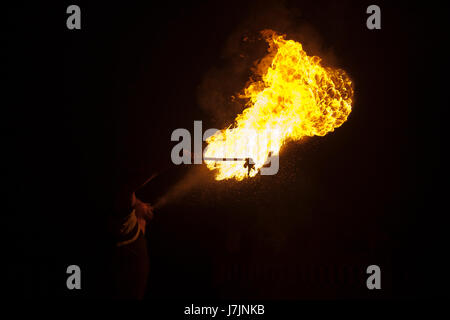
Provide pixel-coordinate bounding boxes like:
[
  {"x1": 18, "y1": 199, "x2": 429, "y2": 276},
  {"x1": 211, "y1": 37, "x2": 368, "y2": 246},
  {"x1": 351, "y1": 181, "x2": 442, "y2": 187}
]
[
  {"x1": 196, "y1": 1, "x2": 340, "y2": 130},
  {"x1": 153, "y1": 165, "x2": 210, "y2": 210},
  {"x1": 155, "y1": 1, "x2": 343, "y2": 208}
]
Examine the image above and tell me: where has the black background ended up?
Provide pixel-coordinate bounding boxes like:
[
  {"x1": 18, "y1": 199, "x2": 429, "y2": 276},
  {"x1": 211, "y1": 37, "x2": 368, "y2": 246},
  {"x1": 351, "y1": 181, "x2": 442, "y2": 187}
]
[{"x1": 4, "y1": 0, "x2": 445, "y2": 302}]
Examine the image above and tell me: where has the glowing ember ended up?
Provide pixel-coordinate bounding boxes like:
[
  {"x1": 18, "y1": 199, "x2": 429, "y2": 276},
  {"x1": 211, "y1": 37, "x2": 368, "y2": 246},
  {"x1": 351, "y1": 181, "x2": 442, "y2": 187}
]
[{"x1": 204, "y1": 30, "x2": 354, "y2": 180}]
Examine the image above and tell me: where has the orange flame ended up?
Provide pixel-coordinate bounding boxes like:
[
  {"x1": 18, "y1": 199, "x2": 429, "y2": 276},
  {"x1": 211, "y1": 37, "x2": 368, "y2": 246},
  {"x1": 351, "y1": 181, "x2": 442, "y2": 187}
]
[{"x1": 204, "y1": 30, "x2": 354, "y2": 180}]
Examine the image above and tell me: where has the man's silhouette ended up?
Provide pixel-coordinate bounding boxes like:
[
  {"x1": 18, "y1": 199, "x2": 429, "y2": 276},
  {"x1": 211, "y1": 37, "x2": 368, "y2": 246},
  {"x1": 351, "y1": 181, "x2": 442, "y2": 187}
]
[{"x1": 243, "y1": 157, "x2": 255, "y2": 176}]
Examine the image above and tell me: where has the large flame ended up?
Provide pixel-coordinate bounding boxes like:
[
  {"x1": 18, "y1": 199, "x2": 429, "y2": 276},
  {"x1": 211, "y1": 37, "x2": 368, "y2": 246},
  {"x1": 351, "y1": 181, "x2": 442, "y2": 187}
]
[{"x1": 204, "y1": 30, "x2": 354, "y2": 180}]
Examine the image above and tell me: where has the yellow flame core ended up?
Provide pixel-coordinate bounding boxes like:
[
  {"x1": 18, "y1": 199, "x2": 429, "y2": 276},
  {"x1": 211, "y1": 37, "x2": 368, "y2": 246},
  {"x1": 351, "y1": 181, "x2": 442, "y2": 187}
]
[{"x1": 205, "y1": 30, "x2": 354, "y2": 181}]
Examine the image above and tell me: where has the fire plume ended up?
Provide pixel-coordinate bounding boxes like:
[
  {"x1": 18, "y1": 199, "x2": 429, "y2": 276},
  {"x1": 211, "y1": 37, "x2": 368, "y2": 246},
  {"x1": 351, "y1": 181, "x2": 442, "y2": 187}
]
[{"x1": 204, "y1": 30, "x2": 354, "y2": 180}]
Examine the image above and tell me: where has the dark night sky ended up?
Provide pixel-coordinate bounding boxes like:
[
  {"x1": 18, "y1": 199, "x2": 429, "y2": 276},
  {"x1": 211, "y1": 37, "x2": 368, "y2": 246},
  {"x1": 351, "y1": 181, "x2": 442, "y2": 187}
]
[{"x1": 4, "y1": 0, "x2": 445, "y2": 300}]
